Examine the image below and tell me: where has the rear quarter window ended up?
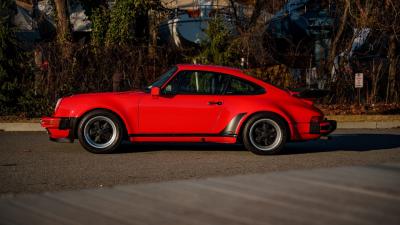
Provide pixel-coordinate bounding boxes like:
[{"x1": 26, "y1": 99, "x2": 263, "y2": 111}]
[{"x1": 221, "y1": 75, "x2": 265, "y2": 95}]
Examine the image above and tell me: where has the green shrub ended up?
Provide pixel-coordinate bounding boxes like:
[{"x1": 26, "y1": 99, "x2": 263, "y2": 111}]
[
  {"x1": 193, "y1": 16, "x2": 239, "y2": 66},
  {"x1": 90, "y1": 6, "x2": 110, "y2": 47},
  {"x1": 89, "y1": 0, "x2": 150, "y2": 47}
]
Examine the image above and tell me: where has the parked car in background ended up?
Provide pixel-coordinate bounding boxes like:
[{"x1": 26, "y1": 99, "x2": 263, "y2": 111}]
[{"x1": 41, "y1": 64, "x2": 336, "y2": 155}]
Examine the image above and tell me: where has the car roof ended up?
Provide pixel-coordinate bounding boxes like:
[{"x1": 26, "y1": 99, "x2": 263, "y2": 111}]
[{"x1": 176, "y1": 64, "x2": 243, "y2": 74}]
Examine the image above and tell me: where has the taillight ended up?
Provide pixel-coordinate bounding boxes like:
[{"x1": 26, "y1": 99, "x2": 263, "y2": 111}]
[
  {"x1": 311, "y1": 116, "x2": 323, "y2": 123},
  {"x1": 41, "y1": 117, "x2": 61, "y2": 128}
]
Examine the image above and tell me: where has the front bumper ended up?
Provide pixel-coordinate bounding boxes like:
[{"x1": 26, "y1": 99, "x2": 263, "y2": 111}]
[
  {"x1": 310, "y1": 119, "x2": 337, "y2": 135},
  {"x1": 41, "y1": 117, "x2": 77, "y2": 142}
]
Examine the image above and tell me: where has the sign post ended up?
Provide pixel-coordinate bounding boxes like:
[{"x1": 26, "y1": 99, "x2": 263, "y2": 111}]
[{"x1": 355, "y1": 73, "x2": 363, "y2": 105}]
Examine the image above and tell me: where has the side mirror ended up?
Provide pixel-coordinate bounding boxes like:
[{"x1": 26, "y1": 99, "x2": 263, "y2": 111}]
[{"x1": 151, "y1": 87, "x2": 160, "y2": 96}]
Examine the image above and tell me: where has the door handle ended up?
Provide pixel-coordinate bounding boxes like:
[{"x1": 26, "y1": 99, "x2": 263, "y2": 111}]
[{"x1": 208, "y1": 101, "x2": 223, "y2": 105}]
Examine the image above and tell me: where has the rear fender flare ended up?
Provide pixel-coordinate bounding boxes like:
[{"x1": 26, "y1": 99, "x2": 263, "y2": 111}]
[{"x1": 236, "y1": 110, "x2": 294, "y2": 141}]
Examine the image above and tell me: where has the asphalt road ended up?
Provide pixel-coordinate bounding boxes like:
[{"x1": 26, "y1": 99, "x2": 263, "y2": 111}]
[{"x1": 1, "y1": 129, "x2": 400, "y2": 196}]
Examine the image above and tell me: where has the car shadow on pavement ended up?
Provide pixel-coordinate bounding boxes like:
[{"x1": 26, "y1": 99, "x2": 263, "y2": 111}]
[
  {"x1": 284, "y1": 133, "x2": 400, "y2": 154},
  {"x1": 117, "y1": 133, "x2": 400, "y2": 154},
  {"x1": 117, "y1": 142, "x2": 245, "y2": 153}
]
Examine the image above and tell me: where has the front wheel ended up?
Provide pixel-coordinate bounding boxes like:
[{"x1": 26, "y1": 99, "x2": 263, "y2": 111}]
[
  {"x1": 77, "y1": 110, "x2": 124, "y2": 153},
  {"x1": 242, "y1": 113, "x2": 288, "y2": 155}
]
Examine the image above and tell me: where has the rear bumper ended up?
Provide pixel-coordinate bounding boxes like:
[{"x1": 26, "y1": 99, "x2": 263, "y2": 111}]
[
  {"x1": 291, "y1": 119, "x2": 337, "y2": 141},
  {"x1": 310, "y1": 119, "x2": 337, "y2": 135},
  {"x1": 41, "y1": 117, "x2": 77, "y2": 142}
]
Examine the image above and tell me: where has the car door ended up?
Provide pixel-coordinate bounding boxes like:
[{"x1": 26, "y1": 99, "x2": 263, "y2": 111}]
[
  {"x1": 138, "y1": 70, "x2": 223, "y2": 134},
  {"x1": 212, "y1": 73, "x2": 267, "y2": 133}
]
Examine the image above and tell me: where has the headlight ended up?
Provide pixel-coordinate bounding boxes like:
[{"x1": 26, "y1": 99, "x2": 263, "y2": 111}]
[{"x1": 55, "y1": 98, "x2": 62, "y2": 112}]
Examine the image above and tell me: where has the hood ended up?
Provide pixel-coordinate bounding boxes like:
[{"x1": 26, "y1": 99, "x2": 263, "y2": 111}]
[{"x1": 67, "y1": 90, "x2": 145, "y2": 98}]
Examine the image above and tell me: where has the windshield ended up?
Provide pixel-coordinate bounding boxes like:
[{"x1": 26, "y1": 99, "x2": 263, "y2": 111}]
[{"x1": 145, "y1": 66, "x2": 177, "y2": 92}]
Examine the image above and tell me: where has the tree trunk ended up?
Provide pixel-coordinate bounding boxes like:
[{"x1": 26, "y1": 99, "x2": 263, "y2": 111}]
[
  {"x1": 371, "y1": 59, "x2": 383, "y2": 104},
  {"x1": 248, "y1": 0, "x2": 266, "y2": 29},
  {"x1": 148, "y1": 9, "x2": 157, "y2": 57},
  {"x1": 386, "y1": 34, "x2": 398, "y2": 103},
  {"x1": 54, "y1": 0, "x2": 71, "y2": 56}
]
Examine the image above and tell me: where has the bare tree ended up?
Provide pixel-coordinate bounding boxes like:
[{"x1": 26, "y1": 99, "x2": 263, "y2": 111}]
[
  {"x1": 350, "y1": 0, "x2": 400, "y2": 102},
  {"x1": 326, "y1": 0, "x2": 350, "y2": 75}
]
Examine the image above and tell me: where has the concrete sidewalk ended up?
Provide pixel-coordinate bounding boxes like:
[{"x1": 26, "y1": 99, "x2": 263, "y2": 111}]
[
  {"x1": 1, "y1": 163, "x2": 399, "y2": 225},
  {"x1": 0, "y1": 123, "x2": 44, "y2": 132},
  {"x1": 0, "y1": 115, "x2": 399, "y2": 131}
]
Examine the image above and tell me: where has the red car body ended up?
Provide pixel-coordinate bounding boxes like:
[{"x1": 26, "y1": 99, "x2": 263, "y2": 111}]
[{"x1": 41, "y1": 64, "x2": 336, "y2": 154}]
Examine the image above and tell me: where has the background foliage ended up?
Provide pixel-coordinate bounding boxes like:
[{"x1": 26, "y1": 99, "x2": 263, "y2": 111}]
[{"x1": 0, "y1": 0, "x2": 399, "y2": 117}]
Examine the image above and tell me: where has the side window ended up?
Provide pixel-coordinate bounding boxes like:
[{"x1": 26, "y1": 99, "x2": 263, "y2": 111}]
[
  {"x1": 218, "y1": 74, "x2": 265, "y2": 95},
  {"x1": 163, "y1": 71, "x2": 219, "y2": 95}
]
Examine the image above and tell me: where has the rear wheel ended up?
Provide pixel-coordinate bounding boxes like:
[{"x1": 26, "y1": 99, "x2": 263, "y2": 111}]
[
  {"x1": 242, "y1": 113, "x2": 288, "y2": 155},
  {"x1": 77, "y1": 110, "x2": 123, "y2": 153}
]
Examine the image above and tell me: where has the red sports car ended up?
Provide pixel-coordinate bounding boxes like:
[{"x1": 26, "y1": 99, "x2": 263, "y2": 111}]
[{"x1": 41, "y1": 64, "x2": 336, "y2": 155}]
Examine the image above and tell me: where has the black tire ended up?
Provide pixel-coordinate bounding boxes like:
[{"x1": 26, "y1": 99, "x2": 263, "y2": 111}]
[
  {"x1": 242, "y1": 113, "x2": 288, "y2": 155},
  {"x1": 77, "y1": 110, "x2": 124, "y2": 153}
]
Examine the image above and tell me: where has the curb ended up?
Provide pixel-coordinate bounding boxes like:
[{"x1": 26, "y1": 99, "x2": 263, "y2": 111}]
[
  {"x1": 1, "y1": 120, "x2": 400, "y2": 132},
  {"x1": 337, "y1": 121, "x2": 400, "y2": 129}
]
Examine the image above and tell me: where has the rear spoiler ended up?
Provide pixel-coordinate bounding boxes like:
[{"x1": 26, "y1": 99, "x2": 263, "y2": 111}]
[{"x1": 288, "y1": 89, "x2": 329, "y2": 99}]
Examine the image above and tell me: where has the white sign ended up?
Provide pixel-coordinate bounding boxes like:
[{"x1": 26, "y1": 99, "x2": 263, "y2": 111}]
[{"x1": 355, "y1": 73, "x2": 363, "y2": 88}]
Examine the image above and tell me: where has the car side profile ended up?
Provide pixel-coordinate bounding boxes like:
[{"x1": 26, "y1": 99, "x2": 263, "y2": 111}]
[{"x1": 41, "y1": 64, "x2": 336, "y2": 155}]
